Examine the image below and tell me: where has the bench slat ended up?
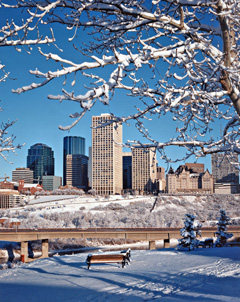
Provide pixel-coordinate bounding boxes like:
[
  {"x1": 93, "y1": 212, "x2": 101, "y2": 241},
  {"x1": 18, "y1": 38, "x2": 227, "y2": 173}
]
[
  {"x1": 89, "y1": 259, "x2": 124, "y2": 263},
  {"x1": 86, "y1": 249, "x2": 131, "y2": 269},
  {"x1": 88, "y1": 255, "x2": 124, "y2": 260}
]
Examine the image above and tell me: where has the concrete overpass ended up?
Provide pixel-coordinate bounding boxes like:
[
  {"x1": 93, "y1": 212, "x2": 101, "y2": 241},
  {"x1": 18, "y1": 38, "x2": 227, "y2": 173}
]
[{"x1": 0, "y1": 227, "x2": 239, "y2": 263}]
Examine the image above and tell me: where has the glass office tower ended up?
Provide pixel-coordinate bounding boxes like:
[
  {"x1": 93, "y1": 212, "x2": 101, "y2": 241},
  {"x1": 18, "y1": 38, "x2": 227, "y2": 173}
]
[
  {"x1": 27, "y1": 143, "x2": 54, "y2": 183},
  {"x1": 123, "y1": 152, "x2": 132, "y2": 190},
  {"x1": 66, "y1": 154, "x2": 89, "y2": 190},
  {"x1": 63, "y1": 136, "x2": 85, "y2": 185}
]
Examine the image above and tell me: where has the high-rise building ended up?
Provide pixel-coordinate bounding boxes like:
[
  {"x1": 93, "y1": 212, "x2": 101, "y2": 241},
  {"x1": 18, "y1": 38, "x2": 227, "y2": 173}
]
[
  {"x1": 27, "y1": 143, "x2": 54, "y2": 183},
  {"x1": 88, "y1": 147, "x2": 92, "y2": 188},
  {"x1": 156, "y1": 166, "x2": 166, "y2": 192},
  {"x1": 211, "y1": 153, "x2": 239, "y2": 184},
  {"x1": 66, "y1": 154, "x2": 88, "y2": 190},
  {"x1": 12, "y1": 167, "x2": 33, "y2": 183},
  {"x1": 123, "y1": 152, "x2": 132, "y2": 190},
  {"x1": 63, "y1": 136, "x2": 85, "y2": 186},
  {"x1": 42, "y1": 176, "x2": 62, "y2": 191},
  {"x1": 92, "y1": 114, "x2": 122, "y2": 195},
  {"x1": 211, "y1": 153, "x2": 239, "y2": 193},
  {"x1": 132, "y1": 146, "x2": 157, "y2": 194}
]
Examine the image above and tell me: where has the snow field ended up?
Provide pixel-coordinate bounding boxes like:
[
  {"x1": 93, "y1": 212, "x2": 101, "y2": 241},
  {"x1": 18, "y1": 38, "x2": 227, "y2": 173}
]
[{"x1": 0, "y1": 247, "x2": 239, "y2": 301}]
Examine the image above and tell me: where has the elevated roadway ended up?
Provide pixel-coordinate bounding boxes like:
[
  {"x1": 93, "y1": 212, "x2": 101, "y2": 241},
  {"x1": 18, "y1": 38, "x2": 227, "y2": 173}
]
[{"x1": 0, "y1": 227, "x2": 239, "y2": 263}]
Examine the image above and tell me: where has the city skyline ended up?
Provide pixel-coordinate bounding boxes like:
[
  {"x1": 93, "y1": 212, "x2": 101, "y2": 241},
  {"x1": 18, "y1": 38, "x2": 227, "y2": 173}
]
[
  {"x1": 0, "y1": 0, "x2": 236, "y2": 187},
  {"x1": 0, "y1": 6, "x2": 216, "y2": 181},
  {"x1": 0, "y1": 123, "x2": 212, "y2": 181}
]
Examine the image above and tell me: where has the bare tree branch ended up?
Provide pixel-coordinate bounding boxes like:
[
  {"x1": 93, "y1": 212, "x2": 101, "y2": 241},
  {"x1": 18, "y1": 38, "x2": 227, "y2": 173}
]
[
  {"x1": 0, "y1": 6, "x2": 55, "y2": 161},
  {"x1": 0, "y1": 107, "x2": 24, "y2": 162},
  {"x1": 1, "y1": 0, "x2": 240, "y2": 163}
]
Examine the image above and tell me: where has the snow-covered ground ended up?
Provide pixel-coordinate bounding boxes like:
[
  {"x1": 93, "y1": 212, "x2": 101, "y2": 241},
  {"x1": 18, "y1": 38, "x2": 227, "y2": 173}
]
[
  {"x1": 1, "y1": 194, "x2": 240, "y2": 231},
  {"x1": 1, "y1": 195, "x2": 239, "y2": 300},
  {"x1": 1, "y1": 194, "x2": 239, "y2": 251},
  {"x1": 0, "y1": 247, "x2": 239, "y2": 301}
]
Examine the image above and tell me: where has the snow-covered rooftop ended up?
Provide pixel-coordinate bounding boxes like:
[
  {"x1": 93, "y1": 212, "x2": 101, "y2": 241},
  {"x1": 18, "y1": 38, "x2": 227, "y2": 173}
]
[{"x1": 10, "y1": 181, "x2": 39, "y2": 188}]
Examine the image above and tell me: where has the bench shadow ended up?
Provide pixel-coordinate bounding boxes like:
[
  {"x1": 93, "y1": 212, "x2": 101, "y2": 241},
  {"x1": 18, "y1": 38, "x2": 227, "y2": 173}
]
[
  {"x1": 14, "y1": 265, "x2": 240, "y2": 302},
  {"x1": 173, "y1": 246, "x2": 240, "y2": 261},
  {"x1": 16, "y1": 247, "x2": 240, "y2": 302}
]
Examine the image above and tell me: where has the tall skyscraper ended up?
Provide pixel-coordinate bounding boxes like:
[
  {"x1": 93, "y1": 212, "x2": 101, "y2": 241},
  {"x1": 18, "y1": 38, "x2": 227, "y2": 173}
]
[
  {"x1": 88, "y1": 146, "x2": 92, "y2": 188},
  {"x1": 66, "y1": 154, "x2": 88, "y2": 190},
  {"x1": 123, "y1": 152, "x2": 132, "y2": 190},
  {"x1": 27, "y1": 143, "x2": 54, "y2": 183},
  {"x1": 211, "y1": 153, "x2": 239, "y2": 184},
  {"x1": 92, "y1": 114, "x2": 122, "y2": 195},
  {"x1": 12, "y1": 167, "x2": 33, "y2": 183},
  {"x1": 132, "y1": 146, "x2": 157, "y2": 193},
  {"x1": 63, "y1": 136, "x2": 85, "y2": 186}
]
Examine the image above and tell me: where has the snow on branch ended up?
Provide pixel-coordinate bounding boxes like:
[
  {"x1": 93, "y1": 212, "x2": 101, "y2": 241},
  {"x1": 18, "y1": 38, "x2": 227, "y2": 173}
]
[
  {"x1": 0, "y1": 12, "x2": 55, "y2": 48},
  {"x1": 0, "y1": 107, "x2": 24, "y2": 162},
  {"x1": 0, "y1": 64, "x2": 9, "y2": 83},
  {"x1": 1, "y1": 0, "x2": 240, "y2": 162}
]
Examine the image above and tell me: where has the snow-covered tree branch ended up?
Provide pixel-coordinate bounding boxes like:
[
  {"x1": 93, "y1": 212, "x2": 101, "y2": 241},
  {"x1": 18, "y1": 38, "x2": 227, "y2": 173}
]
[
  {"x1": 0, "y1": 107, "x2": 23, "y2": 162},
  {"x1": 1, "y1": 0, "x2": 240, "y2": 162},
  {"x1": 0, "y1": 7, "x2": 55, "y2": 161}
]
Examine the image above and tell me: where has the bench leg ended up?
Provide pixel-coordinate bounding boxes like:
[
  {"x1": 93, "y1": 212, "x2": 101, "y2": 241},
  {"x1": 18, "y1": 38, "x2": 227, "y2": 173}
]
[{"x1": 126, "y1": 252, "x2": 131, "y2": 263}]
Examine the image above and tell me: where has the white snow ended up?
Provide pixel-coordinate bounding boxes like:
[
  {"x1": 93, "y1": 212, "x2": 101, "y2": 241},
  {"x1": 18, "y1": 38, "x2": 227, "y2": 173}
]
[
  {"x1": 1, "y1": 194, "x2": 240, "y2": 300},
  {"x1": 1, "y1": 194, "x2": 240, "y2": 230},
  {"x1": 0, "y1": 247, "x2": 239, "y2": 301},
  {"x1": 20, "y1": 195, "x2": 149, "y2": 214}
]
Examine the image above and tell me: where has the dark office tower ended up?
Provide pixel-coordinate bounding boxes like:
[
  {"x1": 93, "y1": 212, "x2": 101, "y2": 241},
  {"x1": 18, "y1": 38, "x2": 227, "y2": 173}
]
[
  {"x1": 63, "y1": 136, "x2": 85, "y2": 186},
  {"x1": 27, "y1": 143, "x2": 54, "y2": 183},
  {"x1": 88, "y1": 147, "x2": 92, "y2": 188},
  {"x1": 123, "y1": 152, "x2": 132, "y2": 190},
  {"x1": 66, "y1": 154, "x2": 89, "y2": 190}
]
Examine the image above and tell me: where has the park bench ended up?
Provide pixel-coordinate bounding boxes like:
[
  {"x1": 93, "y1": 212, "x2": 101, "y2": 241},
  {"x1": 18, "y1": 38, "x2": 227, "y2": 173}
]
[{"x1": 86, "y1": 249, "x2": 131, "y2": 269}]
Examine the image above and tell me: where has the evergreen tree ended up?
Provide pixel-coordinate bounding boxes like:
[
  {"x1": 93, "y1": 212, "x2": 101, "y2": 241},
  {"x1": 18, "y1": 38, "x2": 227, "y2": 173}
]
[
  {"x1": 177, "y1": 213, "x2": 202, "y2": 251},
  {"x1": 215, "y1": 210, "x2": 233, "y2": 247}
]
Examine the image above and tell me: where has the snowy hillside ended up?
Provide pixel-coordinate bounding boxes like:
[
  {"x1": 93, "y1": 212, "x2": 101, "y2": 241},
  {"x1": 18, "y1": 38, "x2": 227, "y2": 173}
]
[
  {"x1": 1, "y1": 194, "x2": 240, "y2": 229},
  {"x1": 0, "y1": 247, "x2": 239, "y2": 301},
  {"x1": 0, "y1": 194, "x2": 239, "y2": 251}
]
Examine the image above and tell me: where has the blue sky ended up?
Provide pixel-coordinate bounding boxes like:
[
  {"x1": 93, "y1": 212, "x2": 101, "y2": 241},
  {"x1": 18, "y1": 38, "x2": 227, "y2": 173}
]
[{"x1": 0, "y1": 5, "x2": 219, "y2": 180}]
